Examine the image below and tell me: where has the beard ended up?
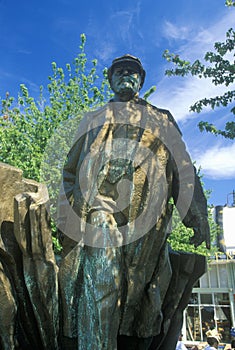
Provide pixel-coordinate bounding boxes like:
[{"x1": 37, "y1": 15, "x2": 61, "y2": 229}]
[{"x1": 113, "y1": 78, "x2": 139, "y2": 95}]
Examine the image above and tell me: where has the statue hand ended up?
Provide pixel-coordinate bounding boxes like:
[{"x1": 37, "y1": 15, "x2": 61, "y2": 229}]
[{"x1": 190, "y1": 218, "x2": 210, "y2": 249}]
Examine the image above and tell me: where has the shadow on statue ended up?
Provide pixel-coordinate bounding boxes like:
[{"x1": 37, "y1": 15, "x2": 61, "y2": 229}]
[{"x1": 0, "y1": 54, "x2": 210, "y2": 350}]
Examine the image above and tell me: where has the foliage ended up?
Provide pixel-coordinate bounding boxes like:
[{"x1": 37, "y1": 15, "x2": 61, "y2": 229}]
[
  {"x1": 143, "y1": 85, "x2": 157, "y2": 101},
  {"x1": 0, "y1": 34, "x2": 112, "y2": 181},
  {"x1": 0, "y1": 34, "x2": 219, "y2": 255},
  {"x1": 168, "y1": 173, "x2": 219, "y2": 257},
  {"x1": 0, "y1": 34, "x2": 113, "y2": 250},
  {"x1": 163, "y1": 23, "x2": 235, "y2": 139},
  {"x1": 168, "y1": 205, "x2": 218, "y2": 257},
  {"x1": 225, "y1": 0, "x2": 235, "y2": 6}
]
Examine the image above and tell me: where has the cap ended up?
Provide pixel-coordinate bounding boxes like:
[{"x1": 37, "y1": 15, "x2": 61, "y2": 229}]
[{"x1": 108, "y1": 54, "x2": 146, "y2": 89}]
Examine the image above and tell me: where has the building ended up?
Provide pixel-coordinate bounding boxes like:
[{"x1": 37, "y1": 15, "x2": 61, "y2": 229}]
[{"x1": 183, "y1": 197, "x2": 235, "y2": 345}]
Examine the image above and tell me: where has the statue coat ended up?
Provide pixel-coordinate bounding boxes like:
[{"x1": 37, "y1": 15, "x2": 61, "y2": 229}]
[{"x1": 58, "y1": 98, "x2": 208, "y2": 350}]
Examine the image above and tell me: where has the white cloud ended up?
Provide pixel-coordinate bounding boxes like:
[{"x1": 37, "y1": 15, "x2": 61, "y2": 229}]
[
  {"x1": 151, "y1": 10, "x2": 235, "y2": 184},
  {"x1": 162, "y1": 10, "x2": 234, "y2": 57},
  {"x1": 109, "y1": 11, "x2": 134, "y2": 43},
  {"x1": 150, "y1": 75, "x2": 234, "y2": 122},
  {"x1": 94, "y1": 42, "x2": 116, "y2": 63},
  {"x1": 195, "y1": 142, "x2": 235, "y2": 179},
  {"x1": 162, "y1": 21, "x2": 191, "y2": 40},
  {"x1": 108, "y1": 2, "x2": 142, "y2": 48},
  {"x1": 90, "y1": 2, "x2": 142, "y2": 63},
  {"x1": 180, "y1": 11, "x2": 235, "y2": 60},
  {"x1": 20, "y1": 77, "x2": 41, "y2": 93},
  {"x1": 150, "y1": 10, "x2": 235, "y2": 122}
]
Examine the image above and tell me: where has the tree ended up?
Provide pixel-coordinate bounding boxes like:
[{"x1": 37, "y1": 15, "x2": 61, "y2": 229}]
[
  {"x1": 0, "y1": 33, "x2": 156, "y2": 187},
  {"x1": 168, "y1": 205, "x2": 218, "y2": 257},
  {"x1": 0, "y1": 34, "x2": 112, "y2": 181},
  {"x1": 225, "y1": 0, "x2": 235, "y2": 6},
  {"x1": 163, "y1": 4, "x2": 235, "y2": 139},
  {"x1": 168, "y1": 174, "x2": 219, "y2": 257},
  {"x1": 0, "y1": 34, "x2": 114, "y2": 251},
  {"x1": 0, "y1": 34, "x2": 217, "y2": 256}
]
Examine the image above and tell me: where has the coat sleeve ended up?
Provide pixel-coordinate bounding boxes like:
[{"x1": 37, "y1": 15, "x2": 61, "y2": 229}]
[
  {"x1": 178, "y1": 167, "x2": 210, "y2": 249},
  {"x1": 57, "y1": 135, "x2": 85, "y2": 228},
  {"x1": 62, "y1": 136, "x2": 85, "y2": 203},
  {"x1": 168, "y1": 115, "x2": 210, "y2": 249}
]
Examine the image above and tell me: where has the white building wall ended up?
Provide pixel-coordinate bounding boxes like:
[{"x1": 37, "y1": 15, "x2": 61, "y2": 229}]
[{"x1": 223, "y1": 206, "x2": 235, "y2": 253}]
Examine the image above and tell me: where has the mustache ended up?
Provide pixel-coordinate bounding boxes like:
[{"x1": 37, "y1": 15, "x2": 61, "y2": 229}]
[{"x1": 117, "y1": 76, "x2": 137, "y2": 84}]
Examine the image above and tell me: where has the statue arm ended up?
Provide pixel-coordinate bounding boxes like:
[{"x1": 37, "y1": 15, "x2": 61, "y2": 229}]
[
  {"x1": 170, "y1": 125, "x2": 210, "y2": 249},
  {"x1": 63, "y1": 136, "x2": 85, "y2": 202},
  {"x1": 62, "y1": 113, "x2": 102, "y2": 203},
  {"x1": 182, "y1": 168, "x2": 210, "y2": 249},
  {"x1": 57, "y1": 136, "x2": 85, "y2": 228}
]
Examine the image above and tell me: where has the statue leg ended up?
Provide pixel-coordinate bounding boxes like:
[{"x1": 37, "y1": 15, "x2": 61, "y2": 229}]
[{"x1": 77, "y1": 211, "x2": 123, "y2": 350}]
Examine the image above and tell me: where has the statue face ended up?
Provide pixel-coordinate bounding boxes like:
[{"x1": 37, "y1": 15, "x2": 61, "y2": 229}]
[{"x1": 111, "y1": 65, "x2": 141, "y2": 100}]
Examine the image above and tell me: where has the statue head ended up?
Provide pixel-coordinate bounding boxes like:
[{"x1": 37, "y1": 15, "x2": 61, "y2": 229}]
[{"x1": 108, "y1": 54, "x2": 146, "y2": 101}]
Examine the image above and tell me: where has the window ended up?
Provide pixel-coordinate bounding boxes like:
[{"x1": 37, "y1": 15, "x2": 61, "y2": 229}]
[
  {"x1": 201, "y1": 294, "x2": 212, "y2": 304},
  {"x1": 199, "y1": 263, "x2": 230, "y2": 289},
  {"x1": 186, "y1": 292, "x2": 232, "y2": 343}
]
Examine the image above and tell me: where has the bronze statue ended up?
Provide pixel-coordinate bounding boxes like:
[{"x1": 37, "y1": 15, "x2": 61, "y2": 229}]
[
  {"x1": 58, "y1": 55, "x2": 210, "y2": 349},
  {"x1": 0, "y1": 56, "x2": 210, "y2": 349}
]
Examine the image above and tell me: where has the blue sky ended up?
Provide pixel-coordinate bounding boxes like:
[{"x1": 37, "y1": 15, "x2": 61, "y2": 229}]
[{"x1": 0, "y1": 0, "x2": 234, "y2": 206}]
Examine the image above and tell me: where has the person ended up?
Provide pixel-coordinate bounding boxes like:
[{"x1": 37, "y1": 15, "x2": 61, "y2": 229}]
[
  {"x1": 176, "y1": 333, "x2": 188, "y2": 350},
  {"x1": 230, "y1": 328, "x2": 235, "y2": 349},
  {"x1": 58, "y1": 54, "x2": 210, "y2": 350},
  {"x1": 204, "y1": 329, "x2": 221, "y2": 349}
]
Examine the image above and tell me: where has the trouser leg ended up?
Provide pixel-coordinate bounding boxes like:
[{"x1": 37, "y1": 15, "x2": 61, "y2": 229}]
[{"x1": 77, "y1": 211, "x2": 123, "y2": 350}]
